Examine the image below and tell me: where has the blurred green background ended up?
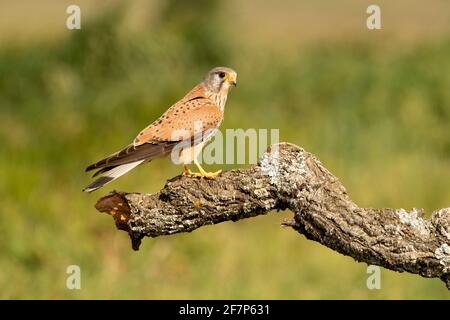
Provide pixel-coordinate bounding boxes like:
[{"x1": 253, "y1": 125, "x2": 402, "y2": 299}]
[{"x1": 0, "y1": 0, "x2": 449, "y2": 299}]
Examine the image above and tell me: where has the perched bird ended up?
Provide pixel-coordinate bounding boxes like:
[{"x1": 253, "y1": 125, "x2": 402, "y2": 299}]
[{"x1": 83, "y1": 67, "x2": 237, "y2": 192}]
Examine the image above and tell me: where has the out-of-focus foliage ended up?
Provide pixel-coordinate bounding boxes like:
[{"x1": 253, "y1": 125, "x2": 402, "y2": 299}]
[{"x1": 0, "y1": 1, "x2": 448, "y2": 299}]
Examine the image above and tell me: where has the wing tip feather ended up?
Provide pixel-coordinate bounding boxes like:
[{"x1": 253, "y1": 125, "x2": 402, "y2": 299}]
[{"x1": 82, "y1": 176, "x2": 114, "y2": 193}]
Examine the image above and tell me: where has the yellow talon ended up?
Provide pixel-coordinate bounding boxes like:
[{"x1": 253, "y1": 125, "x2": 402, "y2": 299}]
[
  {"x1": 183, "y1": 165, "x2": 194, "y2": 176},
  {"x1": 182, "y1": 163, "x2": 222, "y2": 179},
  {"x1": 196, "y1": 169, "x2": 222, "y2": 179},
  {"x1": 195, "y1": 159, "x2": 222, "y2": 179}
]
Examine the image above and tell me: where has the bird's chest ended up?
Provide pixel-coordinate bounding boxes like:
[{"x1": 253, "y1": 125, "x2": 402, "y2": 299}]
[
  {"x1": 177, "y1": 128, "x2": 218, "y2": 164},
  {"x1": 213, "y1": 95, "x2": 227, "y2": 112}
]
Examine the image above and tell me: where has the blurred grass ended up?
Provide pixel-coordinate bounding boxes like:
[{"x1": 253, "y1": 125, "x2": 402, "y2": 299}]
[{"x1": 0, "y1": 1, "x2": 449, "y2": 299}]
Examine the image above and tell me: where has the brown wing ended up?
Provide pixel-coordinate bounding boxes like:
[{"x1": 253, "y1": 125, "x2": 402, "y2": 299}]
[
  {"x1": 134, "y1": 86, "x2": 222, "y2": 146},
  {"x1": 85, "y1": 141, "x2": 177, "y2": 172},
  {"x1": 86, "y1": 85, "x2": 223, "y2": 173}
]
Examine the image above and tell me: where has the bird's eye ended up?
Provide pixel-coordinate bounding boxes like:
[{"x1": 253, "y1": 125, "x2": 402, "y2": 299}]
[{"x1": 219, "y1": 72, "x2": 226, "y2": 78}]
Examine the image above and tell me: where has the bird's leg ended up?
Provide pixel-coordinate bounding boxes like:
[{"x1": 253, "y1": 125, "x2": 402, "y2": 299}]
[
  {"x1": 182, "y1": 164, "x2": 204, "y2": 177},
  {"x1": 182, "y1": 161, "x2": 221, "y2": 179},
  {"x1": 183, "y1": 165, "x2": 195, "y2": 176},
  {"x1": 193, "y1": 159, "x2": 222, "y2": 179}
]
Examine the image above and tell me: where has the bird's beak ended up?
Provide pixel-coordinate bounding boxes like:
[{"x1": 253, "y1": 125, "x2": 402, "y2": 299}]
[{"x1": 226, "y1": 74, "x2": 237, "y2": 87}]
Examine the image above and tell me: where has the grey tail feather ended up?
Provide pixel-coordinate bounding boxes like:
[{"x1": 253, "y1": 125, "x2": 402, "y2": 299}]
[
  {"x1": 92, "y1": 165, "x2": 116, "y2": 178},
  {"x1": 83, "y1": 176, "x2": 114, "y2": 193},
  {"x1": 83, "y1": 160, "x2": 144, "y2": 193}
]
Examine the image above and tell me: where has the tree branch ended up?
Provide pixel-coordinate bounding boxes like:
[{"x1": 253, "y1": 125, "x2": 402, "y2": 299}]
[{"x1": 95, "y1": 143, "x2": 450, "y2": 289}]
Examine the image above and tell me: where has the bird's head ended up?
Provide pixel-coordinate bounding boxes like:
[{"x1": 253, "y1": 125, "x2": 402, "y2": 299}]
[{"x1": 203, "y1": 67, "x2": 237, "y2": 94}]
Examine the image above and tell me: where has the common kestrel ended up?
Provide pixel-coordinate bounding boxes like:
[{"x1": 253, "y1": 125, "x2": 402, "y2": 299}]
[{"x1": 83, "y1": 67, "x2": 237, "y2": 192}]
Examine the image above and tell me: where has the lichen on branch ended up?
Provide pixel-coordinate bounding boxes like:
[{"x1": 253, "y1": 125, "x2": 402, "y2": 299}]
[{"x1": 95, "y1": 143, "x2": 450, "y2": 289}]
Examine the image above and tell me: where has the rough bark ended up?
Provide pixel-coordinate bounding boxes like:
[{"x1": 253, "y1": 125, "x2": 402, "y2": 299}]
[{"x1": 95, "y1": 143, "x2": 450, "y2": 289}]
